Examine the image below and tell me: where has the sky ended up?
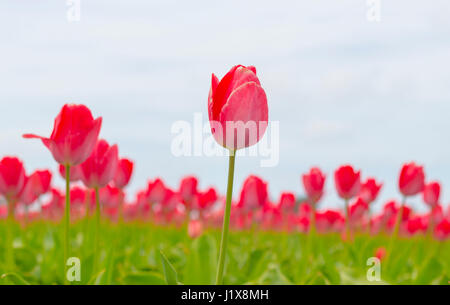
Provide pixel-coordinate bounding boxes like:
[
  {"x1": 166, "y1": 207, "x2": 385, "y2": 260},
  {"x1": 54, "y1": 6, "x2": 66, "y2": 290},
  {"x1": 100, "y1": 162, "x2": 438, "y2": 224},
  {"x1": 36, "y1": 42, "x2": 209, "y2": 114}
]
[{"x1": 1, "y1": 1, "x2": 450, "y2": 213}]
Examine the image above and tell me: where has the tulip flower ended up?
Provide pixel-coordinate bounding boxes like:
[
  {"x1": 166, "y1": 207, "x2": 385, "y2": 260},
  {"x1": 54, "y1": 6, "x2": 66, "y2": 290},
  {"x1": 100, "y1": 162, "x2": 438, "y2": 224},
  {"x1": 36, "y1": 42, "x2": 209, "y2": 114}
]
[
  {"x1": 302, "y1": 167, "x2": 326, "y2": 204},
  {"x1": 422, "y1": 181, "x2": 441, "y2": 235},
  {"x1": 399, "y1": 162, "x2": 425, "y2": 197},
  {"x1": 179, "y1": 176, "x2": 198, "y2": 207},
  {"x1": 20, "y1": 169, "x2": 52, "y2": 225},
  {"x1": 302, "y1": 167, "x2": 326, "y2": 233},
  {"x1": 391, "y1": 163, "x2": 425, "y2": 241},
  {"x1": 334, "y1": 165, "x2": 361, "y2": 240},
  {"x1": 423, "y1": 181, "x2": 440, "y2": 209},
  {"x1": 0, "y1": 156, "x2": 26, "y2": 269},
  {"x1": 112, "y1": 157, "x2": 134, "y2": 222},
  {"x1": 23, "y1": 104, "x2": 102, "y2": 283},
  {"x1": 209, "y1": 65, "x2": 268, "y2": 285},
  {"x1": 113, "y1": 158, "x2": 134, "y2": 189},
  {"x1": 79, "y1": 138, "x2": 118, "y2": 272},
  {"x1": 359, "y1": 178, "x2": 383, "y2": 204},
  {"x1": 237, "y1": 175, "x2": 268, "y2": 211}
]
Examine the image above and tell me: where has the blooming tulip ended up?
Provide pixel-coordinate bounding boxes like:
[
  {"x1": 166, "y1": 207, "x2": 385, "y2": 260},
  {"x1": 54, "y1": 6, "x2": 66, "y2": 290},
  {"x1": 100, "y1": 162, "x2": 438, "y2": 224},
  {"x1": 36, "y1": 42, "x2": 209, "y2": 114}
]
[
  {"x1": 20, "y1": 170, "x2": 52, "y2": 205},
  {"x1": 359, "y1": 178, "x2": 383, "y2": 204},
  {"x1": 208, "y1": 65, "x2": 268, "y2": 150},
  {"x1": 179, "y1": 176, "x2": 198, "y2": 207},
  {"x1": 334, "y1": 165, "x2": 361, "y2": 200},
  {"x1": 210, "y1": 65, "x2": 269, "y2": 285},
  {"x1": 113, "y1": 158, "x2": 134, "y2": 189},
  {"x1": 423, "y1": 181, "x2": 440, "y2": 208},
  {"x1": 23, "y1": 104, "x2": 102, "y2": 167},
  {"x1": 237, "y1": 175, "x2": 268, "y2": 211},
  {"x1": 302, "y1": 167, "x2": 326, "y2": 204},
  {"x1": 398, "y1": 162, "x2": 425, "y2": 197},
  {"x1": 80, "y1": 139, "x2": 119, "y2": 189},
  {"x1": 0, "y1": 156, "x2": 27, "y2": 204}
]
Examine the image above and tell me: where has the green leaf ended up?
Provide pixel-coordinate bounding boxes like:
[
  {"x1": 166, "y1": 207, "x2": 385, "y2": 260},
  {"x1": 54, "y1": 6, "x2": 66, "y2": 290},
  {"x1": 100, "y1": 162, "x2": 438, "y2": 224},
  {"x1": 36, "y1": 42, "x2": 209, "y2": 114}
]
[
  {"x1": 250, "y1": 263, "x2": 292, "y2": 285},
  {"x1": 1, "y1": 273, "x2": 31, "y2": 285},
  {"x1": 121, "y1": 272, "x2": 166, "y2": 285},
  {"x1": 184, "y1": 234, "x2": 217, "y2": 285},
  {"x1": 160, "y1": 250, "x2": 179, "y2": 285}
]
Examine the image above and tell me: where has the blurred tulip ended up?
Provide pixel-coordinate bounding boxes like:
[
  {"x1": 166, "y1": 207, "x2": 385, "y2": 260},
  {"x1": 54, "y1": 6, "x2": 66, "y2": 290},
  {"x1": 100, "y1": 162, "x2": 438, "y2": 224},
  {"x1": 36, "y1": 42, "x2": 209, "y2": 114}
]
[
  {"x1": 398, "y1": 162, "x2": 425, "y2": 197},
  {"x1": 20, "y1": 169, "x2": 52, "y2": 205},
  {"x1": 41, "y1": 188, "x2": 65, "y2": 221},
  {"x1": 302, "y1": 167, "x2": 326, "y2": 204},
  {"x1": 334, "y1": 165, "x2": 361, "y2": 200},
  {"x1": 80, "y1": 139, "x2": 119, "y2": 189},
  {"x1": 113, "y1": 158, "x2": 134, "y2": 189},
  {"x1": 69, "y1": 186, "x2": 87, "y2": 221},
  {"x1": 237, "y1": 175, "x2": 268, "y2": 210},
  {"x1": 434, "y1": 218, "x2": 450, "y2": 241},
  {"x1": 147, "y1": 178, "x2": 167, "y2": 204},
  {"x1": 179, "y1": 176, "x2": 198, "y2": 205},
  {"x1": 23, "y1": 104, "x2": 102, "y2": 166},
  {"x1": 360, "y1": 178, "x2": 383, "y2": 204},
  {"x1": 0, "y1": 157, "x2": 27, "y2": 203},
  {"x1": 196, "y1": 187, "x2": 218, "y2": 210},
  {"x1": 423, "y1": 181, "x2": 440, "y2": 208},
  {"x1": 208, "y1": 65, "x2": 268, "y2": 150},
  {"x1": 278, "y1": 192, "x2": 296, "y2": 212}
]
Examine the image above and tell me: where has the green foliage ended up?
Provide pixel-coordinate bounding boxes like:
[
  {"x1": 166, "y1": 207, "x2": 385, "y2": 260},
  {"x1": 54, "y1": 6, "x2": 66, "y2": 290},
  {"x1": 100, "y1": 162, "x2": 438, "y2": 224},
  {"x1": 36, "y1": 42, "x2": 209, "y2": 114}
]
[{"x1": 0, "y1": 221, "x2": 448, "y2": 285}]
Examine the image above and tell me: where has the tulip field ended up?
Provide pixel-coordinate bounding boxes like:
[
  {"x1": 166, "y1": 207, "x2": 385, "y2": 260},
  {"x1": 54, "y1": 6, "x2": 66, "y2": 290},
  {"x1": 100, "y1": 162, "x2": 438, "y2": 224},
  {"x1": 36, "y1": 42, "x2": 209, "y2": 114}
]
[{"x1": 0, "y1": 66, "x2": 449, "y2": 285}]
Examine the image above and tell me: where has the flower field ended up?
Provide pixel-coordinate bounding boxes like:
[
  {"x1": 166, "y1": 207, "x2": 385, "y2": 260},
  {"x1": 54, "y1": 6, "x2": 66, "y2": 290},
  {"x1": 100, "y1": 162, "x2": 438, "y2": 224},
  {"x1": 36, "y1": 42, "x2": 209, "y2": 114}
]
[{"x1": 0, "y1": 66, "x2": 449, "y2": 285}]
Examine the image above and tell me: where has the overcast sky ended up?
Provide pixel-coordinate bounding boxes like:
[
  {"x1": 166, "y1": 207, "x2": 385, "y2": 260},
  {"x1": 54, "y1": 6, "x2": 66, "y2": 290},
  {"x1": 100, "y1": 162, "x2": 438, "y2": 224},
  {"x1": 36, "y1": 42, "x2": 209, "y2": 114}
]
[{"x1": 1, "y1": 1, "x2": 449, "y2": 213}]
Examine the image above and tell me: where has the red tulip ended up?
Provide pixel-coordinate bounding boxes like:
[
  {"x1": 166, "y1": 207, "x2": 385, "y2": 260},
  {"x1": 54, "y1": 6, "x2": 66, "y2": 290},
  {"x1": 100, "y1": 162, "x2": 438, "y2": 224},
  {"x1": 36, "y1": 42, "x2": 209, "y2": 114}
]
[
  {"x1": 59, "y1": 164, "x2": 82, "y2": 182},
  {"x1": 208, "y1": 65, "x2": 268, "y2": 150},
  {"x1": 423, "y1": 181, "x2": 440, "y2": 208},
  {"x1": 178, "y1": 176, "x2": 198, "y2": 204},
  {"x1": 23, "y1": 104, "x2": 102, "y2": 166},
  {"x1": 0, "y1": 205, "x2": 7, "y2": 219},
  {"x1": 237, "y1": 175, "x2": 268, "y2": 210},
  {"x1": 69, "y1": 186, "x2": 87, "y2": 220},
  {"x1": 146, "y1": 178, "x2": 167, "y2": 204},
  {"x1": 334, "y1": 165, "x2": 361, "y2": 200},
  {"x1": 302, "y1": 167, "x2": 326, "y2": 204},
  {"x1": 349, "y1": 197, "x2": 369, "y2": 221},
  {"x1": 20, "y1": 169, "x2": 52, "y2": 205},
  {"x1": 359, "y1": 178, "x2": 383, "y2": 204},
  {"x1": 113, "y1": 158, "x2": 134, "y2": 189},
  {"x1": 196, "y1": 187, "x2": 218, "y2": 210},
  {"x1": 79, "y1": 139, "x2": 119, "y2": 189},
  {"x1": 278, "y1": 192, "x2": 296, "y2": 212},
  {"x1": 398, "y1": 162, "x2": 425, "y2": 197},
  {"x1": 0, "y1": 157, "x2": 27, "y2": 202}
]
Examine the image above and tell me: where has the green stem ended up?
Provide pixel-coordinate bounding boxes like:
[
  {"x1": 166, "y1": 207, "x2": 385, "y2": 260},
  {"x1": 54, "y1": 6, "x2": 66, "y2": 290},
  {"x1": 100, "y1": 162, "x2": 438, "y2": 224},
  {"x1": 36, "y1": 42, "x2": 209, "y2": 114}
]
[
  {"x1": 386, "y1": 196, "x2": 406, "y2": 268},
  {"x1": 344, "y1": 198, "x2": 350, "y2": 241},
  {"x1": 93, "y1": 186, "x2": 101, "y2": 274},
  {"x1": 5, "y1": 197, "x2": 15, "y2": 270},
  {"x1": 64, "y1": 164, "x2": 71, "y2": 285},
  {"x1": 215, "y1": 150, "x2": 236, "y2": 285}
]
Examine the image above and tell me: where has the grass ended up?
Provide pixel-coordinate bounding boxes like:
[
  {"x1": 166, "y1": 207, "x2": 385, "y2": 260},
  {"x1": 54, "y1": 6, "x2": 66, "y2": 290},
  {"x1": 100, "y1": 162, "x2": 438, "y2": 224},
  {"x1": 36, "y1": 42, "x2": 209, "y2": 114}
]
[{"x1": 0, "y1": 220, "x2": 448, "y2": 285}]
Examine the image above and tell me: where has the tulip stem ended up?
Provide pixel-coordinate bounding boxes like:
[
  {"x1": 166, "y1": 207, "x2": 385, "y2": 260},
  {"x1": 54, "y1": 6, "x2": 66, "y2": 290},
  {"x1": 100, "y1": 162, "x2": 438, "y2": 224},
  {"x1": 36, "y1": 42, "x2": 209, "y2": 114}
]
[
  {"x1": 93, "y1": 186, "x2": 101, "y2": 275},
  {"x1": 215, "y1": 150, "x2": 236, "y2": 285},
  {"x1": 64, "y1": 164, "x2": 71, "y2": 285},
  {"x1": 5, "y1": 197, "x2": 15, "y2": 271},
  {"x1": 387, "y1": 196, "x2": 406, "y2": 266},
  {"x1": 344, "y1": 199, "x2": 350, "y2": 241}
]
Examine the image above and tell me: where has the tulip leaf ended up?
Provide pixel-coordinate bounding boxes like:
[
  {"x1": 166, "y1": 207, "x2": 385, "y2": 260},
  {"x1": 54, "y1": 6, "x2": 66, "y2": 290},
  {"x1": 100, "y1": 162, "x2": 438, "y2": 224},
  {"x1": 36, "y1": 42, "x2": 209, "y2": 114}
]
[{"x1": 159, "y1": 250, "x2": 179, "y2": 285}]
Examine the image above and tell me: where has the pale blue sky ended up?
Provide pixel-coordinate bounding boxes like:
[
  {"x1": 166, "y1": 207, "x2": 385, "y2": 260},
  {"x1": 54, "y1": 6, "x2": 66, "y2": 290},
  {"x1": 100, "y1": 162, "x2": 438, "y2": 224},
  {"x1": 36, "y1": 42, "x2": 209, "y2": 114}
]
[{"x1": 1, "y1": 1, "x2": 450, "y2": 213}]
